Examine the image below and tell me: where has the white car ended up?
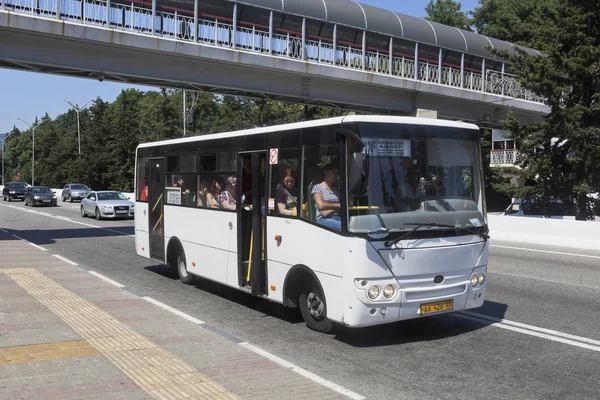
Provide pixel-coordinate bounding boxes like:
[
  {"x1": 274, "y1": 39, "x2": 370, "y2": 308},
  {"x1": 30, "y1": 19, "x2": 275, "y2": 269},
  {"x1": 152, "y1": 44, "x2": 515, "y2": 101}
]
[{"x1": 80, "y1": 191, "x2": 134, "y2": 220}]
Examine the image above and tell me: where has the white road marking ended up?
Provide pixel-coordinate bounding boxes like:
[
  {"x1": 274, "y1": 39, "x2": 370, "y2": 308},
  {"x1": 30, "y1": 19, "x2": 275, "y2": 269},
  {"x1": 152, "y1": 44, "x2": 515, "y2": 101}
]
[
  {"x1": 88, "y1": 271, "x2": 126, "y2": 288},
  {"x1": 0, "y1": 228, "x2": 8, "y2": 233},
  {"x1": 143, "y1": 297, "x2": 206, "y2": 325},
  {"x1": 53, "y1": 254, "x2": 79, "y2": 266},
  {"x1": 491, "y1": 244, "x2": 600, "y2": 259},
  {"x1": 240, "y1": 342, "x2": 366, "y2": 400},
  {"x1": 457, "y1": 312, "x2": 600, "y2": 352},
  {"x1": 28, "y1": 242, "x2": 48, "y2": 252},
  {"x1": 0, "y1": 203, "x2": 134, "y2": 237}
]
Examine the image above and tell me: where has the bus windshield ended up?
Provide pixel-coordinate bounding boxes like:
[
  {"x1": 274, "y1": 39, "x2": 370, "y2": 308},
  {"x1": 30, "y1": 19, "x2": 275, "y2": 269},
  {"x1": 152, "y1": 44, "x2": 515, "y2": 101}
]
[{"x1": 346, "y1": 122, "x2": 485, "y2": 236}]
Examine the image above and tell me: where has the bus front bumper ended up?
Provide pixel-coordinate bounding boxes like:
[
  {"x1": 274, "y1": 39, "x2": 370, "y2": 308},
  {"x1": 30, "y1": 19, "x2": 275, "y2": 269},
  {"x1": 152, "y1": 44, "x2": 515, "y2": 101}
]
[{"x1": 342, "y1": 266, "x2": 487, "y2": 328}]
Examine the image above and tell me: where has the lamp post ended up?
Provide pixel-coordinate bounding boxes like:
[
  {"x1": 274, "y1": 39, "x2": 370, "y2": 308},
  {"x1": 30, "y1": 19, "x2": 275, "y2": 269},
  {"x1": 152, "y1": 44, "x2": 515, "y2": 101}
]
[
  {"x1": 17, "y1": 118, "x2": 41, "y2": 186},
  {"x1": 1, "y1": 131, "x2": 14, "y2": 186},
  {"x1": 58, "y1": 97, "x2": 94, "y2": 155}
]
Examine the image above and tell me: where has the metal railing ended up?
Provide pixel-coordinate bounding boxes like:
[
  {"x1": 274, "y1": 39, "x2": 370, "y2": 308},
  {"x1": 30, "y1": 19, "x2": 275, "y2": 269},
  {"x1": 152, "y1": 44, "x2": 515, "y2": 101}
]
[
  {"x1": 490, "y1": 149, "x2": 522, "y2": 165},
  {"x1": 0, "y1": 0, "x2": 545, "y2": 104}
]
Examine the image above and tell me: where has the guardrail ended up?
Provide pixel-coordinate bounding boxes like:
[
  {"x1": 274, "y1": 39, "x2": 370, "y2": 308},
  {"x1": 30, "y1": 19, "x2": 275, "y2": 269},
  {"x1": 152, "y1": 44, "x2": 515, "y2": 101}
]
[
  {"x1": 490, "y1": 149, "x2": 522, "y2": 165},
  {"x1": 0, "y1": 0, "x2": 544, "y2": 104}
]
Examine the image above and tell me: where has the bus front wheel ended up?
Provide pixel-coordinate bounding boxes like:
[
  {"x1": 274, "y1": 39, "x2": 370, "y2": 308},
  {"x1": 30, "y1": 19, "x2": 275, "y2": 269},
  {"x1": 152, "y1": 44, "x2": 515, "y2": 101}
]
[{"x1": 299, "y1": 284, "x2": 333, "y2": 333}]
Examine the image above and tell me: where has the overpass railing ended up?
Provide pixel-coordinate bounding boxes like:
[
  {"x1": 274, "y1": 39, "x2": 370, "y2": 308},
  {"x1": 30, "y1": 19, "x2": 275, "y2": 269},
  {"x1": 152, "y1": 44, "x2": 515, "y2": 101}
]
[{"x1": 0, "y1": 0, "x2": 544, "y2": 104}]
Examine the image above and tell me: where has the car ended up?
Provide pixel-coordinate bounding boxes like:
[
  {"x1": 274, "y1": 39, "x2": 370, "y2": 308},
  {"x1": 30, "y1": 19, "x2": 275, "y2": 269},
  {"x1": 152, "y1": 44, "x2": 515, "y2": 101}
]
[
  {"x1": 504, "y1": 198, "x2": 576, "y2": 218},
  {"x1": 24, "y1": 186, "x2": 58, "y2": 207},
  {"x1": 2, "y1": 182, "x2": 28, "y2": 201},
  {"x1": 80, "y1": 191, "x2": 135, "y2": 220},
  {"x1": 61, "y1": 183, "x2": 90, "y2": 202}
]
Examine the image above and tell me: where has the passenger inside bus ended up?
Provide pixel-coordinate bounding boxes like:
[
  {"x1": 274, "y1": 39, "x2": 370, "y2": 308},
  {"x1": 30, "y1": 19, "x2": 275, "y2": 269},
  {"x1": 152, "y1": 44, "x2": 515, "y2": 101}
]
[
  {"x1": 219, "y1": 176, "x2": 239, "y2": 211},
  {"x1": 206, "y1": 179, "x2": 223, "y2": 209},
  {"x1": 393, "y1": 167, "x2": 420, "y2": 211},
  {"x1": 197, "y1": 178, "x2": 210, "y2": 207},
  {"x1": 276, "y1": 167, "x2": 298, "y2": 216},
  {"x1": 311, "y1": 162, "x2": 341, "y2": 231},
  {"x1": 241, "y1": 156, "x2": 252, "y2": 204}
]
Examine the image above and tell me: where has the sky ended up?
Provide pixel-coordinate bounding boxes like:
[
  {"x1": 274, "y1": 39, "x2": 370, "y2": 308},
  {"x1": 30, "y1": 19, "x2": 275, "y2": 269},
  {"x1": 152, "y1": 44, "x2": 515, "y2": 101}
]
[{"x1": 0, "y1": 0, "x2": 479, "y2": 135}]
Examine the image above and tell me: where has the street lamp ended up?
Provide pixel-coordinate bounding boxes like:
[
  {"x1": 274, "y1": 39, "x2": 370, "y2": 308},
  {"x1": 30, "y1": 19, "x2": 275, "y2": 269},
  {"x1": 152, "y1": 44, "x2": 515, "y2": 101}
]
[
  {"x1": 58, "y1": 97, "x2": 94, "y2": 155},
  {"x1": 1, "y1": 131, "x2": 14, "y2": 186},
  {"x1": 17, "y1": 118, "x2": 41, "y2": 186}
]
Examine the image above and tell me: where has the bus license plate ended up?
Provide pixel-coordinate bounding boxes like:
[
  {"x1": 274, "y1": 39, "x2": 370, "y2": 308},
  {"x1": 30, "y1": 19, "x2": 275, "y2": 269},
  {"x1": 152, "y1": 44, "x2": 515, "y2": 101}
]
[{"x1": 420, "y1": 300, "x2": 453, "y2": 315}]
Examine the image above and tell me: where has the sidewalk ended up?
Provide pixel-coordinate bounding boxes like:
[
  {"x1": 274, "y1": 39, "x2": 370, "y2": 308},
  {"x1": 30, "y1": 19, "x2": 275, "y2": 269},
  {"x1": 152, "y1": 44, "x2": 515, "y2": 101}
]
[{"x1": 0, "y1": 231, "x2": 356, "y2": 400}]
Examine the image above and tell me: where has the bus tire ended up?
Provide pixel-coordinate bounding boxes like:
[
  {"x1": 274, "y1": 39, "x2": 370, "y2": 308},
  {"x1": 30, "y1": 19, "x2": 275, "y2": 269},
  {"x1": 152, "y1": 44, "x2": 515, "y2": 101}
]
[
  {"x1": 177, "y1": 252, "x2": 195, "y2": 285},
  {"x1": 299, "y1": 283, "x2": 333, "y2": 333}
]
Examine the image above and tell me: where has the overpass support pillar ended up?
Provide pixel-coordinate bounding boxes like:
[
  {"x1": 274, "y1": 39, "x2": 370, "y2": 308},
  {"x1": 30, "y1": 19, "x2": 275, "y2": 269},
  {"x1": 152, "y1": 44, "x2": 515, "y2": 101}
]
[
  {"x1": 301, "y1": 18, "x2": 306, "y2": 61},
  {"x1": 232, "y1": 3, "x2": 237, "y2": 48},
  {"x1": 482, "y1": 58, "x2": 486, "y2": 93},
  {"x1": 438, "y1": 48, "x2": 442, "y2": 84},
  {"x1": 193, "y1": 0, "x2": 198, "y2": 42},
  {"x1": 460, "y1": 53, "x2": 465, "y2": 88},
  {"x1": 388, "y1": 37, "x2": 393, "y2": 76},
  {"x1": 361, "y1": 31, "x2": 366, "y2": 71},
  {"x1": 268, "y1": 11, "x2": 273, "y2": 55},
  {"x1": 332, "y1": 25, "x2": 337, "y2": 65},
  {"x1": 151, "y1": 0, "x2": 156, "y2": 34},
  {"x1": 414, "y1": 43, "x2": 419, "y2": 80}
]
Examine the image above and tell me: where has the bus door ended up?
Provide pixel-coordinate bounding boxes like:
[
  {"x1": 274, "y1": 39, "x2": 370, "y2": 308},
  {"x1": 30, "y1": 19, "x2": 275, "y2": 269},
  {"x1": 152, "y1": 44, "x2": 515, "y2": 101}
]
[
  {"x1": 148, "y1": 158, "x2": 165, "y2": 261},
  {"x1": 237, "y1": 151, "x2": 268, "y2": 296}
]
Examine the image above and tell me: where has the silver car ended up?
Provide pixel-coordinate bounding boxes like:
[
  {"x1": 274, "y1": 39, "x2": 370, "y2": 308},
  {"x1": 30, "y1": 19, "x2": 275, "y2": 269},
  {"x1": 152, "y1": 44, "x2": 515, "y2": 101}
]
[
  {"x1": 62, "y1": 183, "x2": 90, "y2": 202},
  {"x1": 80, "y1": 191, "x2": 135, "y2": 220}
]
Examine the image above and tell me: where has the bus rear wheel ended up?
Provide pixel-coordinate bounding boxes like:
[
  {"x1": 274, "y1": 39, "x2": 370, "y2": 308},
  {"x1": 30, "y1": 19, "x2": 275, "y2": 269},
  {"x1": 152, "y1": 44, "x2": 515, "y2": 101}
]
[
  {"x1": 299, "y1": 283, "x2": 333, "y2": 333},
  {"x1": 177, "y1": 252, "x2": 195, "y2": 285}
]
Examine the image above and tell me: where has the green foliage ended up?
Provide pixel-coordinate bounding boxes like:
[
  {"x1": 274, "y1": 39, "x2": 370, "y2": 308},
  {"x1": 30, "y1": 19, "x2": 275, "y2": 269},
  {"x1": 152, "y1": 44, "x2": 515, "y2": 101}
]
[
  {"x1": 479, "y1": 1, "x2": 600, "y2": 219},
  {"x1": 1, "y1": 91, "x2": 345, "y2": 192},
  {"x1": 425, "y1": 0, "x2": 472, "y2": 31}
]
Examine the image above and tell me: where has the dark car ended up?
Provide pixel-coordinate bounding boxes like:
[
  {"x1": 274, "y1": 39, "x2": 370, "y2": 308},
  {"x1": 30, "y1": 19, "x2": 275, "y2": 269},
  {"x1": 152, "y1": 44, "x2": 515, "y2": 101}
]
[
  {"x1": 2, "y1": 182, "x2": 28, "y2": 201},
  {"x1": 25, "y1": 186, "x2": 58, "y2": 207},
  {"x1": 61, "y1": 183, "x2": 90, "y2": 202}
]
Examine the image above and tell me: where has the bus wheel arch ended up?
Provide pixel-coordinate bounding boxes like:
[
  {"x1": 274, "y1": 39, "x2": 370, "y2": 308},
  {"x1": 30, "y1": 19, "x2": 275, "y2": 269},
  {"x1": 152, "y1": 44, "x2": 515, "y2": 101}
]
[
  {"x1": 283, "y1": 265, "x2": 333, "y2": 333},
  {"x1": 166, "y1": 237, "x2": 194, "y2": 285}
]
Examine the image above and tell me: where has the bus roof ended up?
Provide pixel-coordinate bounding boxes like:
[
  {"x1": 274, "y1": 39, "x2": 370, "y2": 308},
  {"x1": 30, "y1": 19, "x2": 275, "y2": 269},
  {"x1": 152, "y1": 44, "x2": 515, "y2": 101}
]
[{"x1": 137, "y1": 115, "x2": 480, "y2": 149}]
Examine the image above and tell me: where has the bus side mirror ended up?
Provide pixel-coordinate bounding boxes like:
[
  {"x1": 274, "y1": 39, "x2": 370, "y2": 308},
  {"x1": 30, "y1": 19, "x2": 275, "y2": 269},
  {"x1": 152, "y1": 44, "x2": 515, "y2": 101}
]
[{"x1": 348, "y1": 152, "x2": 369, "y2": 196}]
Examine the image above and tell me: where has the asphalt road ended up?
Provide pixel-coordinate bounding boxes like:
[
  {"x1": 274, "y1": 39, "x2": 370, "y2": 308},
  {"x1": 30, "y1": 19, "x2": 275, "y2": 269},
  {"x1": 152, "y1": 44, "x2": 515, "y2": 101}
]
[{"x1": 1, "y1": 199, "x2": 599, "y2": 400}]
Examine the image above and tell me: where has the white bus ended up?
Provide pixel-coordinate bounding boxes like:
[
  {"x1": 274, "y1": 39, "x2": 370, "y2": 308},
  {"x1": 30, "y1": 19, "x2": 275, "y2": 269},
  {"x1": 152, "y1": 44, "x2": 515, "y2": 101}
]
[{"x1": 134, "y1": 116, "x2": 489, "y2": 332}]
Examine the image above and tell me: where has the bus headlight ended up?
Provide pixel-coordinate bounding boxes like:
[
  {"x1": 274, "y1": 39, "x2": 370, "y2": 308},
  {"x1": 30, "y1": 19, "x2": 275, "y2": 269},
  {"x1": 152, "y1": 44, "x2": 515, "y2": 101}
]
[
  {"x1": 367, "y1": 285, "x2": 380, "y2": 300},
  {"x1": 478, "y1": 272, "x2": 485, "y2": 285},
  {"x1": 383, "y1": 284, "x2": 395, "y2": 298},
  {"x1": 470, "y1": 274, "x2": 479, "y2": 287}
]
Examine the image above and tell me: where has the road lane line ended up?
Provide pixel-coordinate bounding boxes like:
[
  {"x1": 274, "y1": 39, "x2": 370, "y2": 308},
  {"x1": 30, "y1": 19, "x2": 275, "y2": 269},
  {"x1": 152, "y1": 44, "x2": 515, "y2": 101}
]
[
  {"x1": 53, "y1": 254, "x2": 79, "y2": 266},
  {"x1": 143, "y1": 297, "x2": 205, "y2": 325},
  {"x1": 491, "y1": 244, "x2": 600, "y2": 259},
  {"x1": 461, "y1": 311, "x2": 600, "y2": 347},
  {"x1": 456, "y1": 313, "x2": 600, "y2": 352},
  {"x1": 0, "y1": 228, "x2": 8, "y2": 233},
  {"x1": 27, "y1": 242, "x2": 48, "y2": 252},
  {"x1": 88, "y1": 271, "x2": 126, "y2": 288},
  {"x1": 240, "y1": 342, "x2": 366, "y2": 400},
  {"x1": 0, "y1": 203, "x2": 134, "y2": 237}
]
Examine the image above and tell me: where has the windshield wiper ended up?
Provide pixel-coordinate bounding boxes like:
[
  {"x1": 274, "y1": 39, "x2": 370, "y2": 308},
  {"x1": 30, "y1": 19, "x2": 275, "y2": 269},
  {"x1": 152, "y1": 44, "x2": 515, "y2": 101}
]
[
  {"x1": 384, "y1": 222, "x2": 455, "y2": 248},
  {"x1": 456, "y1": 226, "x2": 490, "y2": 241}
]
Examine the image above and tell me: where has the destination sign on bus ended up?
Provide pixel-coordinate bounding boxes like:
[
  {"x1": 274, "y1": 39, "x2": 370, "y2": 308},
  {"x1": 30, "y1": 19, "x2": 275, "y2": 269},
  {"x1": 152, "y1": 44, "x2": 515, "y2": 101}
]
[{"x1": 363, "y1": 139, "x2": 411, "y2": 157}]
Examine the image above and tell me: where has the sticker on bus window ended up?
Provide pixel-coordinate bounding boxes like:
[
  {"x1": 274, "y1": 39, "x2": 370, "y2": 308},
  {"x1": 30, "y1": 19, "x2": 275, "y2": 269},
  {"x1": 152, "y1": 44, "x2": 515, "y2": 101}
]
[
  {"x1": 268, "y1": 198, "x2": 275, "y2": 211},
  {"x1": 269, "y1": 148, "x2": 279, "y2": 164},
  {"x1": 363, "y1": 139, "x2": 411, "y2": 157},
  {"x1": 469, "y1": 218, "x2": 482, "y2": 227},
  {"x1": 166, "y1": 187, "x2": 181, "y2": 205}
]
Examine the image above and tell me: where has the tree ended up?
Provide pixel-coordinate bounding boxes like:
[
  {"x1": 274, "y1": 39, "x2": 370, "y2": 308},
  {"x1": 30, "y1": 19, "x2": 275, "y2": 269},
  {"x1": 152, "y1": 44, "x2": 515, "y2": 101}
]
[
  {"x1": 472, "y1": 0, "x2": 560, "y2": 49},
  {"x1": 425, "y1": 0, "x2": 472, "y2": 31},
  {"x1": 494, "y1": 1, "x2": 600, "y2": 220}
]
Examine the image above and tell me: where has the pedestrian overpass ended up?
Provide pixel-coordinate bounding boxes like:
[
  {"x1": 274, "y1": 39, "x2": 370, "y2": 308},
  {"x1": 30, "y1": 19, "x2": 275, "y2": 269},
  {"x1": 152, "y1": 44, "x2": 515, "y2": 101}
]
[{"x1": 0, "y1": 0, "x2": 549, "y2": 126}]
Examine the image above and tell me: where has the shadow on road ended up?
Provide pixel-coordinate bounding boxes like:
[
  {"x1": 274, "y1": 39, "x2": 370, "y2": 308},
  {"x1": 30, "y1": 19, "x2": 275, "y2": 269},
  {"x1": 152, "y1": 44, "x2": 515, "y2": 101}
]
[
  {"x1": 144, "y1": 263, "x2": 303, "y2": 324},
  {"x1": 0, "y1": 226, "x2": 134, "y2": 245},
  {"x1": 331, "y1": 300, "x2": 508, "y2": 347}
]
